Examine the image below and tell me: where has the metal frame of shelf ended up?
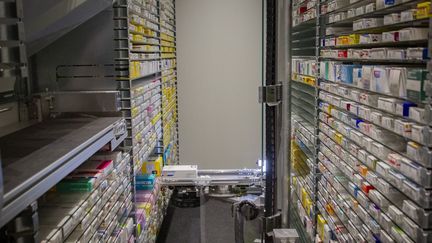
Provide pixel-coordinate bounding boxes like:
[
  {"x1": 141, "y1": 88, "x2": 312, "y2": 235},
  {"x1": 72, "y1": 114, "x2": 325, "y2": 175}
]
[
  {"x1": 0, "y1": 0, "x2": 179, "y2": 242},
  {"x1": 287, "y1": 1, "x2": 321, "y2": 241},
  {"x1": 114, "y1": 0, "x2": 179, "y2": 241},
  {"x1": 0, "y1": 117, "x2": 127, "y2": 228},
  {"x1": 0, "y1": 0, "x2": 29, "y2": 131},
  {"x1": 288, "y1": 0, "x2": 432, "y2": 242}
]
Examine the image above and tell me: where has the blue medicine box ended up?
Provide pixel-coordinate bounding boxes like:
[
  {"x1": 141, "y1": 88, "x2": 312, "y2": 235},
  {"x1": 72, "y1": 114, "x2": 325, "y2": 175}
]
[
  {"x1": 136, "y1": 174, "x2": 155, "y2": 190},
  {"x1": 340, "y1": 65, "x2": 360, "y2": 84}
]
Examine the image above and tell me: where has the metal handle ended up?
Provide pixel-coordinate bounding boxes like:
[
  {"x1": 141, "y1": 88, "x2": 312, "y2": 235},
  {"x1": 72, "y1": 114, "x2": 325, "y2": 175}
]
[{"x1": 0, "y1": 107, "x2": 12, "y2": 114}]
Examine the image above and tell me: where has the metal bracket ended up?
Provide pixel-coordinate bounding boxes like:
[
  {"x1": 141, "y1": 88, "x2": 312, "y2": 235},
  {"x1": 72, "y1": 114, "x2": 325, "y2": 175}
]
[
  {"x1": 264, "y1": 212, "x2": 282, "y2": 236},
  {"x1": 4, "y1": 202, "x2": 39, "y2": 243},
  {"x1": 259, "y1": 84, "x2": 282, "y2": 106},
  {"x1": 272, "y1": 229, "x2": 299, "y2": 243}
]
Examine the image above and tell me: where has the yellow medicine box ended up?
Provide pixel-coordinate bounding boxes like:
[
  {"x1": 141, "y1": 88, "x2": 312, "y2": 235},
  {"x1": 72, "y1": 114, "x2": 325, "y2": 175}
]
[
  {"x1": 334, "y1": 133, "x2": 343, "y2": 145},
  {"x1": 142, "y1": 156, "x2": 163, "y2": 176},
  {"x1": 327, "y1": 104, "x2": 333, "y2": 114},
  {"x1": 317, "y1": 214, "x2": 327, "y2": 240},
  {"x1": 417, "y1": 2, "x2": 432, "y2": 19},
  {"x1": 337, "y1": 36, "x2": 349, "y2": 46},
  {"x1": 301, "y1": 188, "x2": 307, "y2": 203},
  {"x1": 348, "y1": 34, "x2": 360, "y2": 45},
  {"x1": 305, "y1": 198, "x2": 312, "y2": 215}
]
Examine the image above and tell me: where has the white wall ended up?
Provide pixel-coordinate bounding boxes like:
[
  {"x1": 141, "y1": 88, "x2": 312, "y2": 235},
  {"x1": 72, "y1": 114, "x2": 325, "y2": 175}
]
[{"x1": 176, "y1": 0, "x2": 262, "y2": 169}]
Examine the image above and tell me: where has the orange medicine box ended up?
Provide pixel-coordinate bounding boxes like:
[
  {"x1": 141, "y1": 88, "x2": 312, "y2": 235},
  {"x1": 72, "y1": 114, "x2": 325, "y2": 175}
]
[{"x1": 359, "y1": 165, "x2": 368, "y2": 177}]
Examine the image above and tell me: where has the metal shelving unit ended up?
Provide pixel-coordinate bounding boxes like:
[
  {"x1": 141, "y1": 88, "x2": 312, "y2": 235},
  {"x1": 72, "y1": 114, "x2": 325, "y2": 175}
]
[
  {"x1": 0, "y1": 0, "x2": 178, "y2": 242},
  {"x1": 1, "y1": 1, "x2": 130, "y2": 236},
  {"x1": 0, "y1": 117, "x2": 127, "y2": 228},
  {"x1": 114, "y1": 0, "x2": 178, "y2": 241},
  {"x1": 289, "y1": 1, "x2": 320, "y2": 241},
  {"x1": 0, "y1": 0, "x2": 28, "y2": 99},
  {"x1": 160, "y1": 0, "x2": 179, "y2": 166},
  {"x1": 289, "y1": 0, "x2": 432, "y2": 242},
  {"x1": 0, "y1": 0, "x2": 29, "y2": 136}
]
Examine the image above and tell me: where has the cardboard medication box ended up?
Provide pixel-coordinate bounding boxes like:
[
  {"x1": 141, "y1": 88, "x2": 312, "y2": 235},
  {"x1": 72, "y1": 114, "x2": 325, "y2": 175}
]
[
  {"x1": 399, "y1": 28, "x2": 429, "y2": 41},
  {"x1": 406, "y1": 69, "x2": 428, "y2": 102},
  {"x1": 142, "y1": 156, "x2": 163, "y2": 176},
  {"x1": 162, "y1": 165, "x2": 198, "y2": 178}
]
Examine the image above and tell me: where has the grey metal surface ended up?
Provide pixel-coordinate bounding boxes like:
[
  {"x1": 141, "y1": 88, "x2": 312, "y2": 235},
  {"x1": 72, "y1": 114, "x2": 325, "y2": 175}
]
[
  {"x1": 276, "y1": 0, "x2": 291, "y2": 228},
  {"x1": 0, "y1": 73, "x2": 16, "y2": 94},
  {"x1": 198, "y1": 169, "x2": 261, "y2": 176},
  {"x1": 0, "y1": 116, "x2": 125, "y2": 227},
  {"x1": 160, "y1": 168, "x2": 262, "y2": 187},
  {"x1": 273, "y1": 229, "x2": 299, "y2": 241},
  {"x1": 259, "y1": 84, "x2": 282, "y2": 106},
  {"x1": 32, "y1": 9, "x2": 116, "y2": 93},
  {"x1": 1, "y1": 0, "x2": 29, "y2": 116},
  {"x1": 51, "y1": 91, "x2": 121, "y2": 112},
  {"x1": 160, "y1": 175, "x2": 261, "y2": 187},
  {"x1": 0, "y1": 102, "x2": 19, "y2": 129},
  {"x1": 23, "y1": 0, "x2": 113, "y2": 56}
]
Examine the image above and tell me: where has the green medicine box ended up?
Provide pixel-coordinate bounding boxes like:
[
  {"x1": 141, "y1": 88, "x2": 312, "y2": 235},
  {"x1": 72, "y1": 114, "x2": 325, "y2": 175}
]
[
  {"x1": 56, "y1": 178, "x2": 95, "y2": 192},
  {"x1": 406, "y1": 69, "x2": 428, "y2": 102}
]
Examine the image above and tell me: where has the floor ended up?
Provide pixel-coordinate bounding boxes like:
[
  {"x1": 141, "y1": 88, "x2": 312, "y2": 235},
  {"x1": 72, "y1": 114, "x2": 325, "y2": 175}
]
[{"x1": 157, "y1": 198, "x2": 261, "y2": 243}]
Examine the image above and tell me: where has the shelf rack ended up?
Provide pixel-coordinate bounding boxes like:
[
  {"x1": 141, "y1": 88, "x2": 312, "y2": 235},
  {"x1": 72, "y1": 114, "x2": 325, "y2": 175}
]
[
  {"x1": 114, "y1": 0, "x2": 178, "y2": 242},
  {"x1": 0, "y1": 0, "x2": 29, "y2": 104},
  {"x1": 0, "y1": 0, "x2": 178, "y2": 242},
  {"x1": 160, "y1": 0, "x2": 179, "y2": 166},
  {"x1": 0, "y1": 117, "x2": 128, "y2": 229},
  {"x1": 40, "y1": 152, "x2": 132, "y2": 243},
  {"x1": 289, "y1": 0, "x2": 432, "y2": 242},
  {"x1": 290, "y1": 1, "x2": 321, "y2": 241}
]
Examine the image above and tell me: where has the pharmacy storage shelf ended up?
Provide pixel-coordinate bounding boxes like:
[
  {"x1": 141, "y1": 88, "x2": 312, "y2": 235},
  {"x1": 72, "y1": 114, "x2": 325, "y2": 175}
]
[
  {"x1": 160, "y1": 0, "x2": 179, "y2": 166},
  {"x1": 136, "y1": 179, "x2": 171, "y2": 243},
  {"x1": 0, "y1": 0, "x2": 177, "y2": 241},
  {"x1": 291, "y1": 25, "x2": 315, "y2": 243},
  {"x1": 114, "y1": 0, "x2": 178, "y2": 164},
  {"x1": 289, "y1": 0, "x2": 432, "y2": 242},
  {"x1": 39, "y1": 153, "x2": 132, "y2": 242},
  {"x1": 323, "y1": 0, "x2": 426, "y2": 26},
  {"x1": 290, "y1": 0, "x2": 321, "y2": 240},
  {"x1": 0, "y1": 117, "x2": 127, "y2": 228},
  {"x1": 114, "y1": 0, "x2": 178, "y2": 241}
]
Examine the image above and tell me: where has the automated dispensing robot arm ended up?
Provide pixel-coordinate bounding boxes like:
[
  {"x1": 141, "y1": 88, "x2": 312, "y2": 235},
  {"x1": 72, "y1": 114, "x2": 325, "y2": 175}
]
[{"x1": 159, "y1": 165, "x2": 262, "y2": 187}]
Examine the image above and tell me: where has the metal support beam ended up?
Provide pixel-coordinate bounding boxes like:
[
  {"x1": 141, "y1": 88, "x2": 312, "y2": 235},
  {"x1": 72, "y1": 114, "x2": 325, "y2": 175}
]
[
  {"x1": 276, "y1": 0, "x2": 291, "y2": 228},
  {"x1": 264, "y1": 0, "x2": 277, "y2": 220}
]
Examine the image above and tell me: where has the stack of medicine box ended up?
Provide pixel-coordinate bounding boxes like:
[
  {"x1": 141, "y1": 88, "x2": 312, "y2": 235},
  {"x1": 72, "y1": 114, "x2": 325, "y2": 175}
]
[
  {"x1": 38, "y1": 150, "x2": 132, "y2": 243},
  {"x1": 135, "y1": 156, "x2": 162, "y2": 239}
]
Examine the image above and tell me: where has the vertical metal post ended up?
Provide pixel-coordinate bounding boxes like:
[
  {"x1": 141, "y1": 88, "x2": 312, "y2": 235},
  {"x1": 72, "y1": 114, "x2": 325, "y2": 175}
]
[
  {"x1": 113, "y1": 0, "x2": 137, "y2": 238},
  {"x1": 279, "y1": 0, "x2": 292, "y2": 228},
  {"x1": 313, "y1": 1, "x2": 322, "y2": 238},
  {"x1": 264, "y1": 0, "x2": 278, "y2": 220},
  {"x1": 275, "y1": 0, "x2": 291, "y2": 228},
  {"x1": 199, "y1": 186, "x2": 206, "y2": 243},
  {"x1": 174, "y1": 0, "x2": 180, "y2": 164}
]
